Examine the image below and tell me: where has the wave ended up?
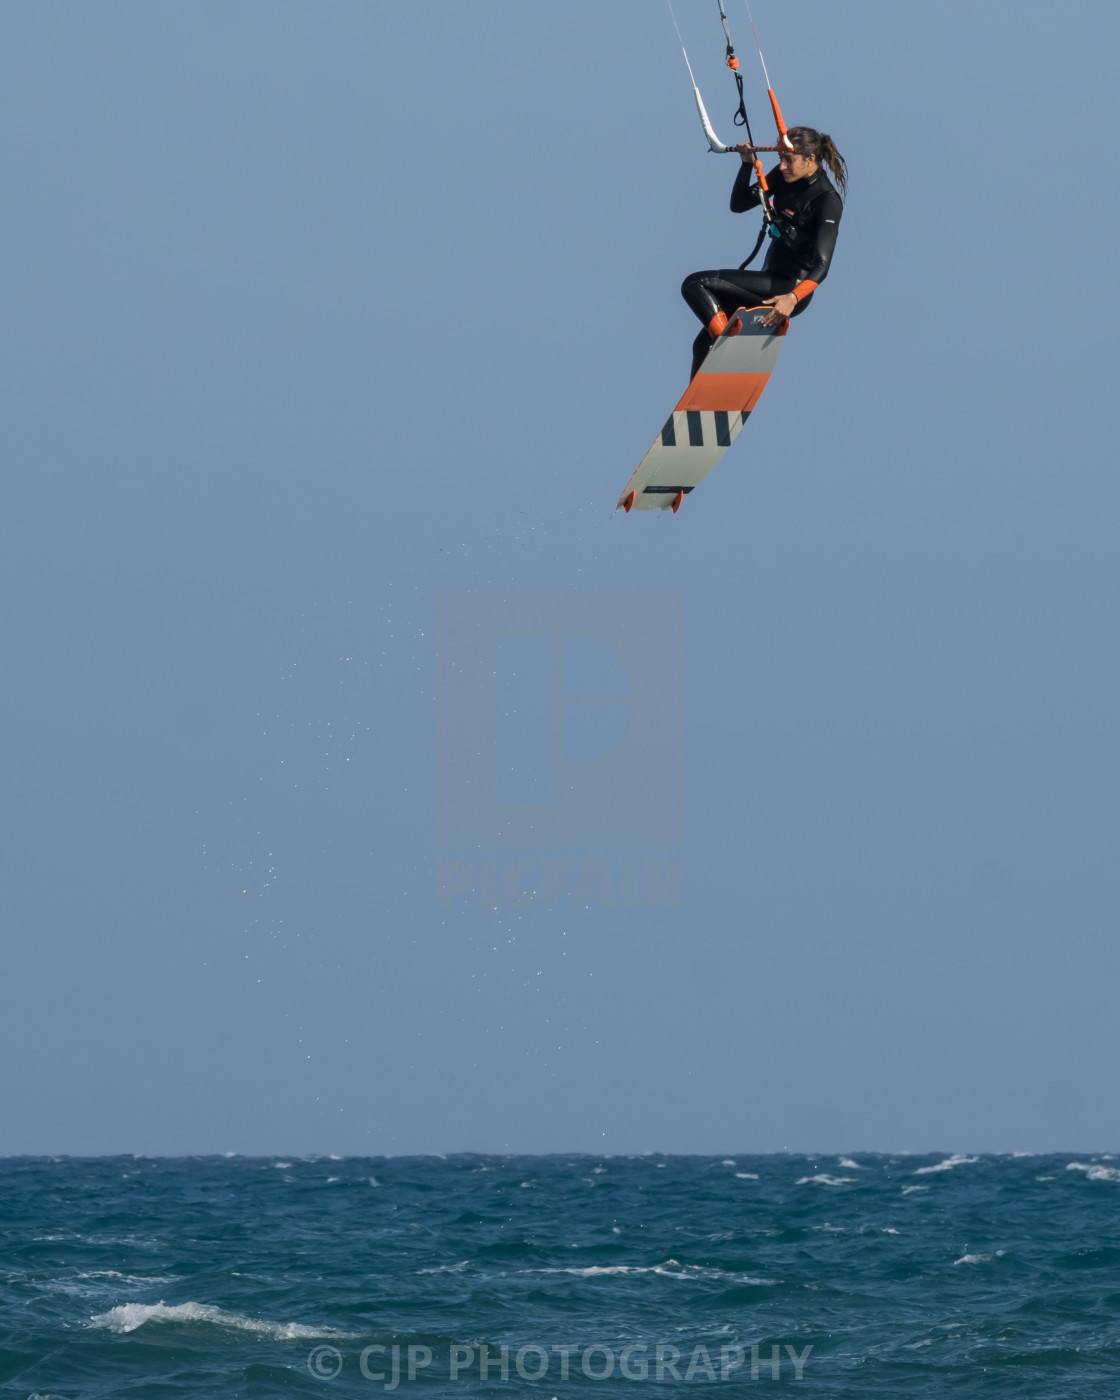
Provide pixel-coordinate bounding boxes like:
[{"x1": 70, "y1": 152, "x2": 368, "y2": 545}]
[
  {"x1": 46, "y1": 1271, "x2": 175, "y2": 1299},
  {"x1": 538, "y1": 1265, "x2": 635, "y2": 1276},
  {"x1": 796, "y1": 1175, "x2": 856, "y2": 1187},
  {"x1": 526, "y1": 1261, "x2": 776, "y2": 1286},
  {"x1": 89, "y1": 1301, "x2": 357, "y2": 1340},
  {"x1": 1067, "y1": 1162, "x2": 1120, "y2": 1183},
  {"x1": 78, "y1": 1271, "x2": 173, "y2": 1284},
  {"x1": 913, "y1": 1155, "x2": 978, "y2": 1175}
]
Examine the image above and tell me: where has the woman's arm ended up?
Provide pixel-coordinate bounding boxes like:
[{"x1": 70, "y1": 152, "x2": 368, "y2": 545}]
[
  {"x1": 730, "y1": 164, "x2": 759, "y2": 212},
  {"x1": 730, "y1": 148, "x2": 777, "y2": 212},
  {"x1": 761, "y1": 187, "x2": 843, "y2": 325},
  {"x1": 795, "y1": 188, "x2": 843, "y2": 289}
]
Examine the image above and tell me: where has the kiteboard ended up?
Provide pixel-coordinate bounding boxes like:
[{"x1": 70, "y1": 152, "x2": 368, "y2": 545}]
[{"x1": 616, "y1": 306, "x2": 787, "y2": 513}]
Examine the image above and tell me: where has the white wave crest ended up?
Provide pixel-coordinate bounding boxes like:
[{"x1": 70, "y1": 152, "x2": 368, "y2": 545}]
[
  {"x1": 953, "y1": 1253, "x2": 990, "y2": 1265},
  {"x1": 914, "y1": 1155, "x2": 978, "y2": 1175},
  {"x1": 838, "y1": 1158, "x2": 862, "y2": 1169},
  {"x1": 526, "y1": 1261, "x2": 775, "y2": 1286},
  {"x1": 1067, "y1": 1162, "x2": 1120, "y2": 1182},
  {"x1": 901, "y1": 1185, "x2": 928, "y2": 1194},
  {"x1": 550, "y1": 1265, "x2": 634, "y2": 1276},
  {"x1": 735, "y1": 1172, "x2": 759, "y2": 1180},
  {"x1": 89, "y1": 1301, "x2": 355, "y2": 1340},
  {"x1": 796, "y1": 1175, "x2": 855, "y2": 1187}
]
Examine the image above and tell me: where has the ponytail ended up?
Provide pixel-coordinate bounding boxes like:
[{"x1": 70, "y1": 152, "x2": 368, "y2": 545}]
[{"x1": 786, "y1": 125, "x2": 848, "y2": 198}]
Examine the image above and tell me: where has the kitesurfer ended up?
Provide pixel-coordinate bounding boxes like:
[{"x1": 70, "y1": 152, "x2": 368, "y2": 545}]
[{"x1": 681, "y1": 127, "x2": 846, "y2": 377}]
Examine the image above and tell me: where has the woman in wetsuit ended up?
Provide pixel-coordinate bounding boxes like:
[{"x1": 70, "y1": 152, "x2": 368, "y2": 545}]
[{"x1": 681, "y1": 126, "x2": 847, "y2": 377}]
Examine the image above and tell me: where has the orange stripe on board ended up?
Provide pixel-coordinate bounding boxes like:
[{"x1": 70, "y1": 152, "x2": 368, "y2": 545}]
[{"x1": 676, "y1": 372, "x2": 770, "y2": 413}]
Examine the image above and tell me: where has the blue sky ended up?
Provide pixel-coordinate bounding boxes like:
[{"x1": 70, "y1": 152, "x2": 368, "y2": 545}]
[{"x1": 1, "y1": 1, "x2": 1117, "y2": 1155}]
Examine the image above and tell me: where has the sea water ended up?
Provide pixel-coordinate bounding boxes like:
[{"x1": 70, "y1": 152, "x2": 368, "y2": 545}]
[{"x1": 1, "y1": 1153, "x2": 1118, "y2": 1397}]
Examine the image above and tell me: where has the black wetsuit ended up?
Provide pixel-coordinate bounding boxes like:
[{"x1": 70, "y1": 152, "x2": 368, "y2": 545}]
[{"x1": 681, "y1": 162, "x2": 843, "y2": 376}]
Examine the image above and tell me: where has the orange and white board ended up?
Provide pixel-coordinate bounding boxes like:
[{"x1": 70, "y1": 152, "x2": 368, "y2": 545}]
[{"x1": 617, "y1": 307, "x2": 788, "y2": 513}]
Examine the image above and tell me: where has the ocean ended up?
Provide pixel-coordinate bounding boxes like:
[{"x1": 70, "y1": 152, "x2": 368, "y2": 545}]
[{"x1": 1, "y1": 1153, "x2": 1118, "y2": 1397}]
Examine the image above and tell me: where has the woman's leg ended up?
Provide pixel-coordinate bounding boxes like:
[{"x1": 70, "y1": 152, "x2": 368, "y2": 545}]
[
  {"x1": 681, "y1": 270, "x2": 780, "y2": 326},
  {"x1": 681, "y1": 269, "x2": 796, "y2": 376},
  {"x1": 690, "y1": 326, "x2": 715, "y2": 380}
]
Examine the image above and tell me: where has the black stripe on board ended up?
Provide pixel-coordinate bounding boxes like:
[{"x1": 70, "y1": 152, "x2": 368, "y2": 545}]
[
  {"x1": 643, "y1": 485, "x2": 694, "y2": 494},
  {"x1": 715, "y1": 410, "x2": 730, "y2": 447},
  {"x1": 687, "y1": 410, "x2": 703, "y2": 446},
  {"x1": 661, "y1": 415, "x2": 676, "y2": 447}
]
